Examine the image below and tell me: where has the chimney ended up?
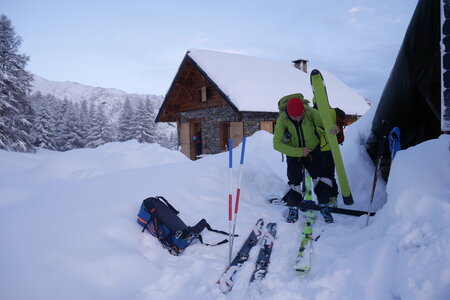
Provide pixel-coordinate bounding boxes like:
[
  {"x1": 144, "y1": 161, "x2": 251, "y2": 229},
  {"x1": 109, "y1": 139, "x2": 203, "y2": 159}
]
[{"x1": 292, "y1": 58, "x2": 309, "y2": 73}]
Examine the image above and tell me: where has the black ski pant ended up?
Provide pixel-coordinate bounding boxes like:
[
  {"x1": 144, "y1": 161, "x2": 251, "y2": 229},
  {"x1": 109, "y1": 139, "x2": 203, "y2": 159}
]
[{"x1": 286, "y1": 149, "x2": 338, "y2": 205}]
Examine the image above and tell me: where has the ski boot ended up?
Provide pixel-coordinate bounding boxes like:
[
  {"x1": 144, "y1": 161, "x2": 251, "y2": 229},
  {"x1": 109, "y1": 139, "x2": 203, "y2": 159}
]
[
  {"x1": 329, "y1": 196, "x2": 338, "y2": 208},
  {"x1": 319, "y1": 204, "x2": 334, "y2": 223},
  {"x1": 286, "y1": 206, "x2": 299, "y2": 223}
]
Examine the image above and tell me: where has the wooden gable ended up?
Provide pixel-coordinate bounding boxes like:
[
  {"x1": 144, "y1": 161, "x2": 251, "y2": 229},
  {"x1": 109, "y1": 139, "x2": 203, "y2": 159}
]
[{"x1": 156, "y1": 54, "x2": 238, "y2": 122}]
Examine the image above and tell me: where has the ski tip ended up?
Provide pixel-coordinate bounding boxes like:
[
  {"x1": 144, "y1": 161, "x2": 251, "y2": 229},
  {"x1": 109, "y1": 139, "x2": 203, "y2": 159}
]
[
  {"x1": 311, "y1": 69, "x2": 320, "y2": 76},
  {"x1": 342, "y1": 194, "x2": 354, "y2": 205}
]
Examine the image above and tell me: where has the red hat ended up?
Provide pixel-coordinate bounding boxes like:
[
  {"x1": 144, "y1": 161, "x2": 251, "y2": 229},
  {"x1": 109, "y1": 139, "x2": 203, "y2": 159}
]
[{"x1": 287, "y1": 97, "x2": 304, "y2": 117}]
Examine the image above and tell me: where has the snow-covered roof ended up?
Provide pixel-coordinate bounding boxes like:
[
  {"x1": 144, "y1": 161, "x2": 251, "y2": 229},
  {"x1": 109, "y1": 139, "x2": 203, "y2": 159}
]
[{"x1": 187, "y1": 49, "x2": 370, "y2": 115}]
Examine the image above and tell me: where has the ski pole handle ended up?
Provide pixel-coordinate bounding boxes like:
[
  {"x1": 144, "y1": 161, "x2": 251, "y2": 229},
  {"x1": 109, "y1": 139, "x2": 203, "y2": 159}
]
[{"x1": 239, "y1": 137, "x2": 246, "y2": 165}]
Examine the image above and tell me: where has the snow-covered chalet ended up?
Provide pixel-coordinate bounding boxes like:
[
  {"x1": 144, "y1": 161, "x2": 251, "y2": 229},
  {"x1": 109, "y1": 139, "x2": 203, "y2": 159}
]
[{"x1": 155, "y1": 49, "x2": 370, "y2": 160}]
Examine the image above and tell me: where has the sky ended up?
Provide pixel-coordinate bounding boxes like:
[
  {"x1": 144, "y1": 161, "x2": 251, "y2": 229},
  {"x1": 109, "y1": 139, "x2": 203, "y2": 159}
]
[{"x1": 3, "y1": 0, "x2": 418, "y2": 101}]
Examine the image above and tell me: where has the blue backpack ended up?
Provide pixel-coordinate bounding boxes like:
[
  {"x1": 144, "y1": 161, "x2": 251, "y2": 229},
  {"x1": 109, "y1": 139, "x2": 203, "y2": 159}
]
[{"x1": 137, "y1": 196, "x2": 232, "y2": 255}]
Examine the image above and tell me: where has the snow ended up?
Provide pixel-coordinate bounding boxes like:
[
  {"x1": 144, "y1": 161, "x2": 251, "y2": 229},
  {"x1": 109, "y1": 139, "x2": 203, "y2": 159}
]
[
  {"x1": 1, "y1": 118, "x2": 449, "y2": 299},
  {"x1": 187, "y1": 49, "x2": 370, "y2": 116}
]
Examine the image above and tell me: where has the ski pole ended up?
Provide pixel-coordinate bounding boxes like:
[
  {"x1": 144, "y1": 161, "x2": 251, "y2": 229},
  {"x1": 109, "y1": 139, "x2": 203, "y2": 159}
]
[
  {"x1": 228, "y1": 138, "x2": 233, "y2": 265},
  {"x1": 230, "y1": 137, "x2": 247, "y2": 259},
  {"x1": 366, "y1": 120, "x2": 388, "y2": 226}
]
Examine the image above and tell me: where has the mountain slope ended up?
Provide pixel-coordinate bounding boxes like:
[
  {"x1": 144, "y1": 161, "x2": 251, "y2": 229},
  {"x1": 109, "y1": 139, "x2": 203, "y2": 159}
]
[{"x1": 30, "y1": 74, "x2": 164, "y2": 122}]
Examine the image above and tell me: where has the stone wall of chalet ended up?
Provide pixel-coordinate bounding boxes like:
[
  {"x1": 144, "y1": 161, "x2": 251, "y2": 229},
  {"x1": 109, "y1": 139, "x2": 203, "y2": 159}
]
[{"x1": 178, "y1": 107, "x2": 279, "y2": 156}]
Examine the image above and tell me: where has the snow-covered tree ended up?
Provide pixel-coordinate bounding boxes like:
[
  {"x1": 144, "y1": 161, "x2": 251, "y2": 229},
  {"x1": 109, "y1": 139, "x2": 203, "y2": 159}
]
[
  {"x1": 0, "y1": 14, "x2": 34, "y2": 152},
  {"x1": 29, "y1": 92, "x2": 57, "y2": 150},
  {"x1": 161, "y1": 130, "x2": 178, "y2": 150},
  {"x1": 135, "y1": 97, "x2": 157, "y2": 144},
  {"x1": 117, "y1": 97, "x2": 136, "y2": 142},
  {"x1": 85, "y1": 103, "x2": 113, "y2": 148},
  {"x1": 78, "y1": 100, "x2": 89, "y2": 147},
  {"x1": 61, "y1": 102, "x2": 84, "y2": 151},
  {"x1": 53, "y1": 99, "x2": 70, "y2": 150}
]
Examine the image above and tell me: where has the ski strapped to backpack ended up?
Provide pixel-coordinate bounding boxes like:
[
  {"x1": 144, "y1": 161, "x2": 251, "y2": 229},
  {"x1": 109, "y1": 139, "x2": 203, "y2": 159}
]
[{"x1": 137, "y1": 196, "x2": 235, "y2": 255}]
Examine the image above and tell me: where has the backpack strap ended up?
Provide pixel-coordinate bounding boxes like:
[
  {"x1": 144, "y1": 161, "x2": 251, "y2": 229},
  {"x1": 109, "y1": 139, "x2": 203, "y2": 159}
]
[
  {"x1": 188, "y1": 219, "x2": 231, "y2": 236},
  {"x1": 196, "y1": 235, "x2": 229, "y2": 246},
  {"x1": 155, "y1": 196, "x2": 179, "y2": 215},
  {"x1": 177, "y1": 219, "x2": 238, "y2": 247}
]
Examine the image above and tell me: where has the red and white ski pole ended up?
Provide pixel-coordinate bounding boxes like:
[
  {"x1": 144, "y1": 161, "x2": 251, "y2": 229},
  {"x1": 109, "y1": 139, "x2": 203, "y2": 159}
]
[
  {"x1": 230, "y1": 137, "x2": 246, "y2": 259},
  {"x1": 228, "y1": 139, "x2": 233, "y2": 264}
]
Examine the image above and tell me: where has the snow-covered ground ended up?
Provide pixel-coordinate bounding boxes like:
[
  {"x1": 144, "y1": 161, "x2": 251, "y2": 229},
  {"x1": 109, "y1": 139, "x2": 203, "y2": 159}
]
[{"x1": 0, "y1": 110, "x2": 449, "y2": 300}]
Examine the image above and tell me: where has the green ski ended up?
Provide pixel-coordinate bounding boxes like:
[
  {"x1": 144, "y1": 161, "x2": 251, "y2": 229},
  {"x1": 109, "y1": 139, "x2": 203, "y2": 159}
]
[
  {"x1": 302, "y1": 169, "x2": 313, "y2": 201},
  {"x1": 294, "y1": 209, "x2": 316, "y2": 272},
  {"x1": 295, "y1": 171, "x2": 315, "y2": 272},
  {"x1": 310, "y1": 69, "x2": 354, "y2": 205}
]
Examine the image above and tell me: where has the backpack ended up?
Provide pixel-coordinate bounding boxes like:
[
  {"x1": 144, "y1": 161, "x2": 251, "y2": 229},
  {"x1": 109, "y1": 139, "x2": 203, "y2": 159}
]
[
  {"x1": 334, "y1": 107, "x2": 346, "y2": 144},
  {"x1": 137, "y1": 196, "x2": 232, "y2": 255}
]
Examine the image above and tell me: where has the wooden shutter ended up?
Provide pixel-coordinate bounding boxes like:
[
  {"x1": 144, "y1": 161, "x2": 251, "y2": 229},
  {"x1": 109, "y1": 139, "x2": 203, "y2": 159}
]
[
  {"x1": 180, "y1": 123, "x2": 191, "y2": 158},
  {"x1": 260, "y1": 121, "x2": 274, "y2": 133},
  {"x1": 230, "y1": 122, "x2": 243, "y2": 147}
]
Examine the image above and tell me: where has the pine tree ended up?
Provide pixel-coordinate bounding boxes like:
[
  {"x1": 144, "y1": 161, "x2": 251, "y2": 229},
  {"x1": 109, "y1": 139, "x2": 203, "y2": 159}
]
[
  {"x1": 54, "y1": 99, "x2": 70, "y2": 150},
  {"x1": 61, "y1": 101, "x2": 84, "y2": 151},
  {"x1": 29, "y1": 92, "x2": 57, "y2": 150},
  {"x1": 135, "y1": 98, "x2": 157, "y2": 144},
  {"x1": 0, "y1": 14, "x2": 34, "y2": 152},
  {"x1": 118, "y1": 97, "x2": 135, "y2": 142},
  {"x1": 79, "y1": 100, "x2": 89, "y2": 147},
  {"x1": 85, "y1": 103, "x2": 113, "y2": 148}
]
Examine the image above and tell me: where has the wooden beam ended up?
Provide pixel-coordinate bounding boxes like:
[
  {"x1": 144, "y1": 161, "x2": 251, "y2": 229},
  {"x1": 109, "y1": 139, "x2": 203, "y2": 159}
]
[{"x1": 175, "y1": 83, "x2": 194, "y2": 101}]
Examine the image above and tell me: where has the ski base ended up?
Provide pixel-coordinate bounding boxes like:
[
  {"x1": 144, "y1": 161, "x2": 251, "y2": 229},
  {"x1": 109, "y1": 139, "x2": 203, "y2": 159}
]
[
  {"x1": 249, "y1": 222, "x2": 277, "y2": 283},
  {"x1": 217, "y1": 219, "x2": 265, "y2": 294}
]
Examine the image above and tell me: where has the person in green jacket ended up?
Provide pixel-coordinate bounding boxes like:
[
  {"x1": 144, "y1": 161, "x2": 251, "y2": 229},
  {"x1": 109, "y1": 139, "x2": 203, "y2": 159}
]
[{"x1": 273, "y1": 94, "x2": 339, "y2": 223}]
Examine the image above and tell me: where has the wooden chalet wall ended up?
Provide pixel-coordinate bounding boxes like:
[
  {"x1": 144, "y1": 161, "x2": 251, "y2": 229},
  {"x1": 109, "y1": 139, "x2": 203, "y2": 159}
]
[{"x1": 157, "y1": 59, "x2": 228, "y2": 122}]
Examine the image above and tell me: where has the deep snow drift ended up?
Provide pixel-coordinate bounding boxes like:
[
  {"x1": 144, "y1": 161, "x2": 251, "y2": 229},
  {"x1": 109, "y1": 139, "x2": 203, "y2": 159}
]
[{"x1": 0, "y1": 112, "x2": 449, "y2": 300}]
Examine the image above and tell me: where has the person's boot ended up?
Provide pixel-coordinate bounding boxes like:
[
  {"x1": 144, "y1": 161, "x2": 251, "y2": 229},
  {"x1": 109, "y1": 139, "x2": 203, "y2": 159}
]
[
  {"x1": 319, "y1": 204, "x2": 334, "y2": 223},
  {"x1": 329, "y1": 196, "x2": 338, "y2": 208},
  {"x1": 286, "y1": 206, "x2": 299, "y2": 223}
]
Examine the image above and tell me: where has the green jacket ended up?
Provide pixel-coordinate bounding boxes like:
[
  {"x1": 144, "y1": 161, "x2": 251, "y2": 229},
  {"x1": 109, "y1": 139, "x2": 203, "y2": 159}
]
[{"x1": 273, "y1": 93, "x2": 323, "y2": 157}]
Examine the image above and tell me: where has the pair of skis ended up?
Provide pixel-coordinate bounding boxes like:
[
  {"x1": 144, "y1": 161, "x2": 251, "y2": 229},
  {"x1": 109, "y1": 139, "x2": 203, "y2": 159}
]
[{"x1": 217, "y1": 219, "x2": 277, "y2": 294}]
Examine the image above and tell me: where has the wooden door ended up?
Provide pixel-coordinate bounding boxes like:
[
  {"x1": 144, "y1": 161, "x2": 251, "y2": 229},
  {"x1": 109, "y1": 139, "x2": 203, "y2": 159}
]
[
  {"x1": 190, "y1": 122, "x2": 202, "y2": 159},
  {"x1": 230, "y1": 122, "x2": 243, "y2": 147},
  {"x1": 180, "y1": 123, "x2": 190, "y2": 158}
]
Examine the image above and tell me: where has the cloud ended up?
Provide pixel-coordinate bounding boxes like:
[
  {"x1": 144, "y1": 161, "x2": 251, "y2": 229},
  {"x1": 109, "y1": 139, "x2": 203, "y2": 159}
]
[{"x1": 349, "y1": 6, "x2": 374, "y2": 14}]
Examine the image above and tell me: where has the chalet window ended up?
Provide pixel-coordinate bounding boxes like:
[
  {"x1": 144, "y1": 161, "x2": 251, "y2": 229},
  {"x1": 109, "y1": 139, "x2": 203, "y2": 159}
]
[{"x1": 199, "y1": 86, "x2": 207, "y2": 102}]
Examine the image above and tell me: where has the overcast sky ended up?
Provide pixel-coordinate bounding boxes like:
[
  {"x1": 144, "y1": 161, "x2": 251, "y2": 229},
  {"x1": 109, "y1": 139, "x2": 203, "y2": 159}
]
[{"x1": 3, "y1": 0, "x2": 418, "y2": 101}]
